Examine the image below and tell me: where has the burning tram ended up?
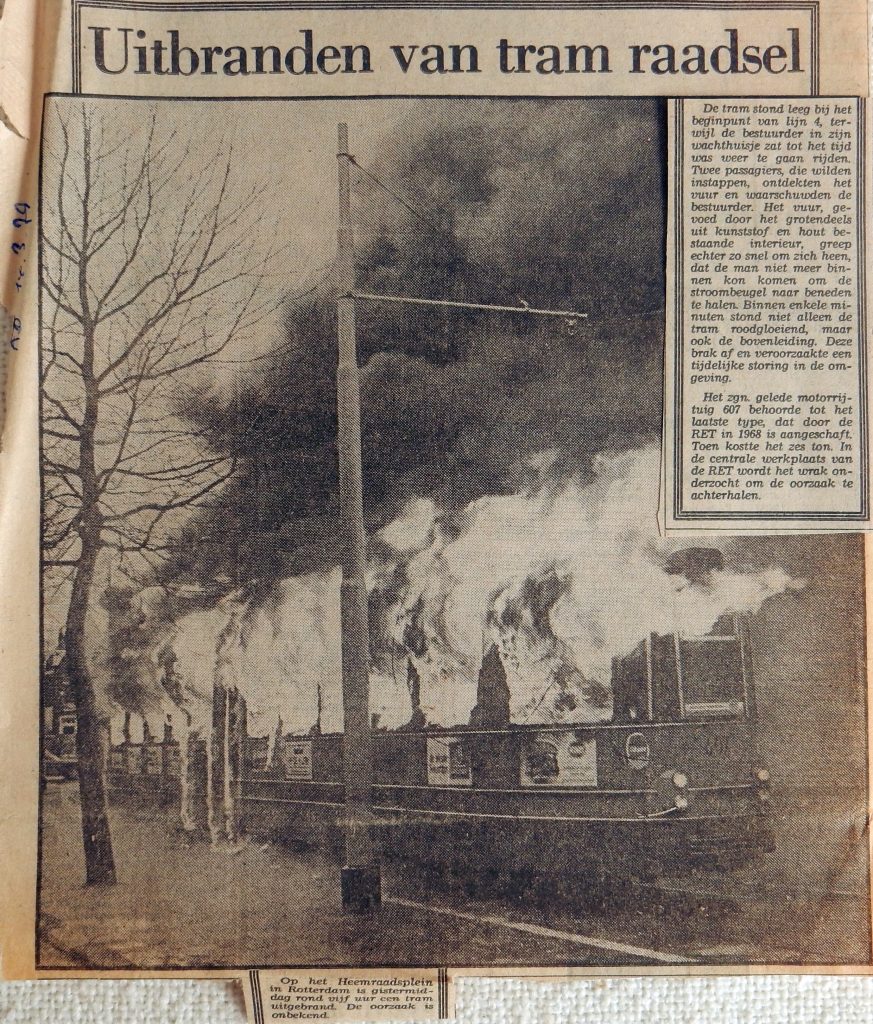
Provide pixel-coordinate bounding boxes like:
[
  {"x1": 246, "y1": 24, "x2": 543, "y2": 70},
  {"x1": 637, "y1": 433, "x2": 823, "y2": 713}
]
[
  {"x1": 107, "y1": 544, "x2": 775, "y2": 883},
  {"x1": 237, "y1": 612, "x2": 773, "y2": 881}
]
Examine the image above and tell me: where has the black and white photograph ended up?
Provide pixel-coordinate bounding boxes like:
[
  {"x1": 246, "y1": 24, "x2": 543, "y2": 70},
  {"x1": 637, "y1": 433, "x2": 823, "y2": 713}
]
[{"x1": 36, "y1": 94, "x2": 870, "y2": 971}]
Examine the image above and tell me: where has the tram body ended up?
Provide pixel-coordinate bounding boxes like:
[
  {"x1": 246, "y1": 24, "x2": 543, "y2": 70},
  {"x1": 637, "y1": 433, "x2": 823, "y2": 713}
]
[
  {"x1": 239, "y1": 614, "x2": 773, "y2": 879},
  {"x1": 106, "y1": 613, "x2": 772, "y2": 879}
]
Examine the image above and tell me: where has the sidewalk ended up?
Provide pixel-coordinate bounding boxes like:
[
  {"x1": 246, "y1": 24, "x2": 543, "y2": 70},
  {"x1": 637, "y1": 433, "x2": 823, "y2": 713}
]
[
  {"x1": 38, "y1": 782, "x2": 870, "y2": 970},
  {"x1": 38, "y1": 784, "x2": 604, "y2": 969}
]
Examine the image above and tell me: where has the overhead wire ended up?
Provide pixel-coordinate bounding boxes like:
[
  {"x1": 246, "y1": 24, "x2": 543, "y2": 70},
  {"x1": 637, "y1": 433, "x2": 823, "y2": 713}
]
[
  {"x1": 348, "y1": 156, "x2": 523, "y2": 308},
  {"x1": 211, "y1": 152, "x2": 664, "y2": 376},
  {"x1": 350, "y1": 156, "x2": 456, "y2": 245},
  {"x1": 350, "y1": 155, "x2": 665, "y2": 324}
]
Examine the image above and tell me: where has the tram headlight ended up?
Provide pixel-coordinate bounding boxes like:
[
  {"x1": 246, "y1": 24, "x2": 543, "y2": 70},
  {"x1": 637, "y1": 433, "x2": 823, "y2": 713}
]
[
  {"x1": 755, "y1": 768, "x2": 770, "y2": 784},
  {"x1": 674, "y1": 794, "x2": 689, "y2": 811},
  {"x1": 672, "y1": 771, "x2": 688, "y2": 789}
]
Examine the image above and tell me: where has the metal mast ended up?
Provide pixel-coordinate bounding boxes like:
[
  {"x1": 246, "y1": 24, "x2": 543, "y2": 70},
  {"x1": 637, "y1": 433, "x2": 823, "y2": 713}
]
[
  {"x1": 331, "y1": 122, "x2": 587, "y2": 911},
  {"x1": 336, "y1": 123, "x2": 381, "y2": 911}
]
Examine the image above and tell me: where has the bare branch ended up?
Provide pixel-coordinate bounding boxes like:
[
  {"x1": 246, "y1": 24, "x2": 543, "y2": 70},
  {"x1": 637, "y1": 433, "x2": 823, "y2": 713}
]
[{"x1": 41, "y1": 100, "x2": 282, "y2": 606}]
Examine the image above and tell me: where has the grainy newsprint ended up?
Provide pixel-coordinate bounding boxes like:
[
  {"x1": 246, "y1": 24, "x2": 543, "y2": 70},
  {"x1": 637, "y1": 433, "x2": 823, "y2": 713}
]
[
  {"x1": 664, "y1": 96, "x2": 869, "y2": 529},
  {"x1": 0, "y1": 0, "x2": 871, "y2": 1011}
]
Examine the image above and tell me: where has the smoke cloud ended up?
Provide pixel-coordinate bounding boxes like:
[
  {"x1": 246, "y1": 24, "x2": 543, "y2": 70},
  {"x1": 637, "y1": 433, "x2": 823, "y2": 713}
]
[
  {"x1": 174, "y1": 99, "x2": 667, "y2": 587},
  {"x1": 105, "y1": 446, "x2": 802, "y2": 738}
]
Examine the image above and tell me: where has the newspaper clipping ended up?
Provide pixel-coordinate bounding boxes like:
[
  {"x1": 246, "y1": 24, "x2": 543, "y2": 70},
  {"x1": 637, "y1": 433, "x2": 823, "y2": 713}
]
[{"x1": 0, "y1": 0, "x2": 870, "y2": 1012}]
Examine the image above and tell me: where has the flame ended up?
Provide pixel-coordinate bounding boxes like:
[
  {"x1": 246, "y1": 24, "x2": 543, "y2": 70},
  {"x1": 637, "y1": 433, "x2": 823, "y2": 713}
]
[{"x1": 107, "y1": 445, "x2": 803, "y2": 737}]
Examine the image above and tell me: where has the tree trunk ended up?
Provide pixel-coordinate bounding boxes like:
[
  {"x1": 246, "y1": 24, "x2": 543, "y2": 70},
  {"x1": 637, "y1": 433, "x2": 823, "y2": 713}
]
[
  {"x1": 65, "y1": 530, "x2": 117, "y2": 886},
  {"x1": 63, "y1": 112, "x2": 116, "y2": 885}
]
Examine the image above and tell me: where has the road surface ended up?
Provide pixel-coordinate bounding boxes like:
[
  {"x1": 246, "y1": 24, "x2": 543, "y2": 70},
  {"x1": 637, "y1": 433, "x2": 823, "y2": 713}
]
[{"x1": 38, "y1": 783, "x2": 870, "y2": 970}]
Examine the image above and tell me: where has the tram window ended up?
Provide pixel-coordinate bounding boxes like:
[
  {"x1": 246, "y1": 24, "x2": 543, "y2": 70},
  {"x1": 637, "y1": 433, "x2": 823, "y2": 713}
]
[
  {"x1": 611, "y1": 644, "x2": 650, "y2": 722},
  {"x1": 680, "y1": 637, "x2": 745, "y2": 718},
  {"x1": 651, "y1": 633, "x2": 681, "y2": 722}
]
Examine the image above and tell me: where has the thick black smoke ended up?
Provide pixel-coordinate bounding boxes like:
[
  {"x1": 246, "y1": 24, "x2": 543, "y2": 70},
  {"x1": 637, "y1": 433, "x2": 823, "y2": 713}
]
[{"x1": 167, "y1": 99, "x2": 666, "y2": 586}]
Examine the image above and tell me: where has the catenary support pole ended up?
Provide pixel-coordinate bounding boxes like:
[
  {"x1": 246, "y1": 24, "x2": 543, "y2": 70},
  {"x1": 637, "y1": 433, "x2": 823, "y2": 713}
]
[
  {"x1": 352, "y1": 292, "x2": 588, "y2": 319},
  {"x1": 336, "y1": 123, "x2": 381, "y2": 912}
]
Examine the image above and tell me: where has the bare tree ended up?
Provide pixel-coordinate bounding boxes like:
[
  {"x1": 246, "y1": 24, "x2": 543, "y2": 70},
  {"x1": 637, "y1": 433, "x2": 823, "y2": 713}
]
[{"x1": 41, "y1": 101, "x2": 285, "y2": 884}]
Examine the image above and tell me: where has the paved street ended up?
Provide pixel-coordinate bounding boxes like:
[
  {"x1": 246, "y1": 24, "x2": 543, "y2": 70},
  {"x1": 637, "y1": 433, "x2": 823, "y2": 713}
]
[{"x1": 39, "y1": 783, "x2": 870, "y2": 970}]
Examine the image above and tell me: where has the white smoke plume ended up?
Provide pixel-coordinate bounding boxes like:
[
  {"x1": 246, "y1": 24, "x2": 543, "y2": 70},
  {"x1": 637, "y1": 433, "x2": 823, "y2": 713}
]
[
  {"x1": 110, "y1": 445, "x2": 803, "y2": 736},
  {"x1": 371, "y1": 445, "x2": 802, "y2": 724}
]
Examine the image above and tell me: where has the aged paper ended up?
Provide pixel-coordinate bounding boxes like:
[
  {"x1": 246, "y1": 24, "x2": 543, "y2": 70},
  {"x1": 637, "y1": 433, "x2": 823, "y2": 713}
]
[
  {"x1": 245, "y1": 969, "x2": 451, "y2": 1022},
  {"x1": 0, "y1": 0, "x2": 871, "y2": 1010},
  {"x1": 663, "y1": 97, "x2": 871, "y2": 530}
]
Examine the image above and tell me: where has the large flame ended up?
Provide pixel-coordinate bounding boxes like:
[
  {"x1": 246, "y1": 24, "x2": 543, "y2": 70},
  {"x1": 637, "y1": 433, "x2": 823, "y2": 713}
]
[{"x1": 104, "y1": 446, "x2": 802, "y2": 737}]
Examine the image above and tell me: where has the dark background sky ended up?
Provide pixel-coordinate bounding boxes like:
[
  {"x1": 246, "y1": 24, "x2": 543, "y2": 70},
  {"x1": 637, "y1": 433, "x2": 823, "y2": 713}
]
[
  {"x1": 91, "y1": 98, "x2": 866, "y2": 794},
  {"x1": 170, "y1": 97, "x2": 667, "y2": 585}
]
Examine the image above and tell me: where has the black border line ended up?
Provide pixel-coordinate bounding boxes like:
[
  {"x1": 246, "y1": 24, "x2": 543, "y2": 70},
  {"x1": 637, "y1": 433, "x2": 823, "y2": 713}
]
[
  {"x1": 864, "y1": 527, "x2": 873, "y2": 964},
  {"x1": 34, "y1": 49, "x2": 869, "y2": 974},
  {"x1": 70, "y1": 0, "x2": 820, "y2": 97},
  {"x1": 247, "y1": 966, "x2": 448, "y2": 1016},
  {"x1": 47, "y1": 91, "x2": 830, "y2": 101},
  {"x1": 857, "y1": 97, "x2": 867, "y2": 501},
  {"x1": 438, "y1": 966, "x2": 448, "y2": 1017},
  {"x1": 35, "y1": 91, "x2": 48, "y2": 973},
  {"x1": 34, "y1": 89, "x2": 872, "y2": 975},
  {"x1": 673, "y1": 95, "x2": 869, "y2": 522},
  {"x1": 250, "y1": 969, "x2": 265, "y2": 1024},
  {"x1": 811, "y1": 1, "x2": 819, "y2": 96},
  {"x1": 674, "y1": 97, "x2": 685, "y2": 521}
]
